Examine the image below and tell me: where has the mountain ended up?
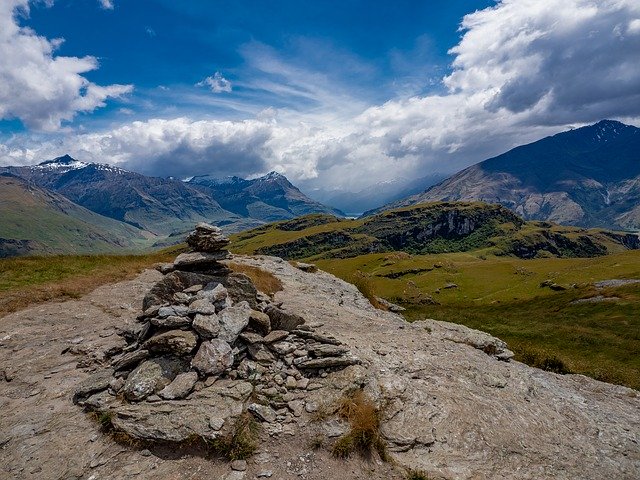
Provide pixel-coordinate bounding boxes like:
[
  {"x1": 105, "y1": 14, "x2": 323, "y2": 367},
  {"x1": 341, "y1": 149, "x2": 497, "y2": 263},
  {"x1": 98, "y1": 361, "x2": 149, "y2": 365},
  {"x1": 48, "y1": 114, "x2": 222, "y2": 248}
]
[
  {"x1": 1, "y1": 155, "x2": 246, "y2": 236},
  {"x1": 307, "y1": 173, "x2": 447, "y2": 215},
  {"x1": 187, "y1": 171, "x2": 344, "y2": 221},
  {"x1": 370, "y1": 120, "x2": 640, "y2": 230},
  {"x1": 0, "y1": 173, "x2": 152, "y2": 257},
  {"x1": 231, "y1": 201, "x2": 640, "y2": 261}
]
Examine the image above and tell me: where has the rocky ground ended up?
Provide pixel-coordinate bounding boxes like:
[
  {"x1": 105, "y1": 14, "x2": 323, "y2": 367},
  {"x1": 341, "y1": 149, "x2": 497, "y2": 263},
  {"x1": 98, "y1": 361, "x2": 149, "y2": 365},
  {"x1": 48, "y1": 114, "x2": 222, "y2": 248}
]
[{"x1": 1, "y1": 249, "x2": 639, "y2": 479}]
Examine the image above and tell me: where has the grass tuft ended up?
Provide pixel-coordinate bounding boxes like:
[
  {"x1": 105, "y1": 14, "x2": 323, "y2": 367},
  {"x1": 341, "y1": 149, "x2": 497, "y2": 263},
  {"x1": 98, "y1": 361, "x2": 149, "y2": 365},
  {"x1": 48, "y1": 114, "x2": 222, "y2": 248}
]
[
  {"x1": 406, "y1": 469, "x2": 431, "y2": 480},
  {"x1": 331, "y1": 389, "x2": 389, "y2": 461},
  {"x1": 209, "y1": 413, "x2": 261, "y2": 461}
]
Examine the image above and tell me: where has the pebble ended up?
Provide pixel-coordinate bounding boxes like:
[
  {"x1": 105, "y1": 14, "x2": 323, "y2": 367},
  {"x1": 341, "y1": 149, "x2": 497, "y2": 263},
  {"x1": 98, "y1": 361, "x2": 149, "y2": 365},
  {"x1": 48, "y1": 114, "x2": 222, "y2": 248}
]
[{"x1": 231, "y1": 459, "x2": 247, "y2": 471}]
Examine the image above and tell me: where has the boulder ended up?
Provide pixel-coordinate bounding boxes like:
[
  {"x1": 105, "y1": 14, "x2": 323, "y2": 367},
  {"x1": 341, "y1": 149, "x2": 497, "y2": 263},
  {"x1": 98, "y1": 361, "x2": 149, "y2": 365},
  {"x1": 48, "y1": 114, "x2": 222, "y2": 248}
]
[
  {"x1": 122, "y1": 356, "x2": 188, "y2": 401},
  {"x1": 264, "y1": 305, "x2": 305, "y2": 331},
  {"x1": 308, "y1": 344, "x2": 350, "y2": 357},
  {"x1": 192, "y1": 314, "x2": 220, "y2": 339},
  {"x1": 248, "y1": 403, "x2": 277, "y2": 423},
  {"x1": 218, "y1": 303, "x2": 252, "y2": 343},
  {"x1": 157, "y1": 371, "x2": 199, "y2": 400},
  {"x1": 191, "y1": 339, "x2": 234, "y2": 376},
  {"x1": 143, "y1": 330, "x2": 198, "y2": 356}
]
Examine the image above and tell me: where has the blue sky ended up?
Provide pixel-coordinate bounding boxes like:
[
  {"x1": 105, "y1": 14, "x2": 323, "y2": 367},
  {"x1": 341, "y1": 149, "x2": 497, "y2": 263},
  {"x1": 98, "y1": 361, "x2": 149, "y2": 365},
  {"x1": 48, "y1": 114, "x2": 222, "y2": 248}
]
[
  {"x1": 1, "y1": 0, "x2": 639, "y2": 194},
  {"x1": 20, "y1": 0, "x2": 492, "y2": 125}
]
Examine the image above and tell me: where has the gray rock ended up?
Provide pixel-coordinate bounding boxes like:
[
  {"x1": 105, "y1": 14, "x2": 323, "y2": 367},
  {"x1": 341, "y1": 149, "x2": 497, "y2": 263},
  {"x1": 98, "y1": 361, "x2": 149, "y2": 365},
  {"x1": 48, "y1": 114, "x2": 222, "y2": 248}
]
[
  {"x1": 268, "y1": 341, "x2": 296, "y2": 356},
  {"x1": 173, "y1": 251, "x2": 230, "y2": 269},
  {"x1": 196, "y1": 283, "x2": 228, "y2": 302},
  {"x1": 308, "y1": 344, "x2": 350, "y2": 357},
  {"x1": 218, "y1": 303, "x2": 251, "y2": 343},
  {"x1": 150, "y1": 315, "x2": 191, "y2": 328},
  {"x1": 291, "y1": 329, "x2": 341, "y2": 345},
  {"x1": 158, "y1": 305, "x2": 189, "y2": 318},
  {"x1": 209, "y1": 417, "x2": 225, "y2": 431},
  {"x1": 172, "y1": 292, "x2": 191, "y2": 304},
  {"x1": 183, "y1": 284, "x2": 203, "y2": 293},
  {"x1": 73, "y1": 369, "x2": 114, "y2": 403},
  {"x1": 231, "y1": 459, "x2": 247, "y2": 471},
  {"x1": 248, "y1": 310, "x2": 271, "y2": 335},
  {"x1": 248, "y1": 403, "x2": 277, "y2": 423},
  {"x1": 157, "y1": 371, "x2": 198, "y2": 400},
  {"x1": 188, "y1": 298, "x2": 217, "y2": 315},
  {"x1": 248, "y1": 345, "x2": 276, "y2": 364},
  {"x1": 191, "y1": 339, "x2": 234, "y2": 376},
  {"x1": 256, "y1": 471, "x2": 273, "y2": 478},
  {"x1": 192, "y1": 314, "x2": 220, "y2": 339},
  {"x1": 287, "y1": 400, "x2": 304, "y2": 417},
  {"x1": 239, "y1": 332, "x2": 264, "y2": 344},
  {"x1": 122, "y1": 357, "x2": 188, "y2": 401},
  {"x1": 293, "y1": 262, "x2": 317, "y2": 272},
  {"x1": 264, "y1": 305, "x2": 305, "y2": 331},
  {"x1": 186, "y1": 223, "x2": 230, "y2": 252},
  {"x1": 297, "y1": 356, "x2": 360, "y2": 369},
  {"x1": 109, "y1": 376, "x2": 125, "y2": 394},
  {"x1": 143, "y1": 330, "x2": 198, "y2": 356},
  {"x1": 262, "y1": 330, "x2": 288, "y2": 344},
  {"x1": 111, "y1": 349, "x2": 149, "y2": 371}
]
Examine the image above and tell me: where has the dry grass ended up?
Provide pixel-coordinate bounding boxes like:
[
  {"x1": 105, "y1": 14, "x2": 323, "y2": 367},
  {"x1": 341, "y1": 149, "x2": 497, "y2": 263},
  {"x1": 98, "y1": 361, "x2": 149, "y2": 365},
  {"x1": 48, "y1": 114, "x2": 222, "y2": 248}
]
[
  {"x1": 331, "y1": 389, "x2": 389, "y2": 461},
  {"x1": 209, "y1": 413, "x2": 261, "y2": 460},
  {"x1": 0, "y1": 247, "x2": 184, "y2": 318},
  {"x1": 227, "y1": 262, "x2": 283, "y2": 296},
  {"x1": 351, "y1": 271, "x2": 388, "y2": 311}
]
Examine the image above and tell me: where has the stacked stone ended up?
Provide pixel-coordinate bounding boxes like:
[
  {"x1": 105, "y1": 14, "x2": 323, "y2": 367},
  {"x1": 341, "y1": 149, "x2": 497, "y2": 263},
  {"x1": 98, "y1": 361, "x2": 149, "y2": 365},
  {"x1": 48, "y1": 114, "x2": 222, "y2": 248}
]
[{"x1": 73, "y1": 223, "x2": 360, "y2": 443}]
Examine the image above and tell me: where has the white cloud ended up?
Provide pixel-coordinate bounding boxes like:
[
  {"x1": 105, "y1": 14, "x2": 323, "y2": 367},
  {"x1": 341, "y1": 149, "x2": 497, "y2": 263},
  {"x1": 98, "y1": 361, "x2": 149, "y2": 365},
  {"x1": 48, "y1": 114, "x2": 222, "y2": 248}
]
[
  {"x1": 2, "y1": 0, "x2": 640, "y2": 193},
  {"x1": 0, "y1": 0, "x2": 131, "y2": 131},
  {"x1": 197, "y1": 72, "x2": 232, "y2": 93},
  {"x1": 98, "y1": 0, "x2": 114, "y2": 10}
]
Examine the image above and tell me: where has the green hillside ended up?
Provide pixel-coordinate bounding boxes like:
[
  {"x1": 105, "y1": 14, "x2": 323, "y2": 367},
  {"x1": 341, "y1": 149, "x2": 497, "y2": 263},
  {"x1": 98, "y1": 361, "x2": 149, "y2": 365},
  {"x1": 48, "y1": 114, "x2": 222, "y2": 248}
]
[
  {"x1": 0, "y1": 175, "x2": 154, "y2": 257},
  {"x1": 231, "y1": 202, "x2": 639, "y2": 260},
  {"x1": 230, "y1": 203, "x2": 640, "y2": 389}
]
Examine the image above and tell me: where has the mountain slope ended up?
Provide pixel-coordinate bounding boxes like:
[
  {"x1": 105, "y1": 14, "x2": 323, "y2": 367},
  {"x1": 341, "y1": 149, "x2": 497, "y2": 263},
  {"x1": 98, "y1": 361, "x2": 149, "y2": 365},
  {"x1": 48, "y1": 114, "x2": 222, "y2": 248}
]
[
  {"x1": 372, "y1": 120, "x2": 640, "y2": 230},
  {"x1": 188, "y1": 171, "x2": 344, "y2": 222},
  {"x1": 0, "y1": 155, "x2": 249, "y2": 236},
  {"x1": 231, "y1": 201, "x2": 640, "y2": 260},
  {"x1": 0, "y1": 173, "x2": 153, "y2": 257}
]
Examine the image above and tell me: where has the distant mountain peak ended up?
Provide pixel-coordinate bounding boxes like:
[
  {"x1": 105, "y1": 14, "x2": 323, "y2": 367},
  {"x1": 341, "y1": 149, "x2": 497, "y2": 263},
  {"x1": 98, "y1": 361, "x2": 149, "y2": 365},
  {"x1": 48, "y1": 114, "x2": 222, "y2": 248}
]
[
  {"x1": 34, "y1": 155, "x2": 129, "y2": 175},
  {"x1": 259, "y1": 171, "x2": 287, "y2": 181}
]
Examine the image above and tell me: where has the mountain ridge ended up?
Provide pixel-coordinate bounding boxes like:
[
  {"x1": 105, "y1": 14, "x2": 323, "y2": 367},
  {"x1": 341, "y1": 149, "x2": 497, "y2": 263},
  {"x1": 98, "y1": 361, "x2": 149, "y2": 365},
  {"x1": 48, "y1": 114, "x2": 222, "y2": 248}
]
[{"x1": 368, "y1": 120, "x2": 640, "y2": 230}]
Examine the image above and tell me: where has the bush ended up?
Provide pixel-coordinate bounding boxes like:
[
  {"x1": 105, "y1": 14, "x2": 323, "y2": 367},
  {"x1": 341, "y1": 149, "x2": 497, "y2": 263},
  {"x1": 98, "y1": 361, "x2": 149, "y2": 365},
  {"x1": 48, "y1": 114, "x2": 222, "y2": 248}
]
[{"x1": 351, "y1": 271, "x2": 387, "y2": 311}]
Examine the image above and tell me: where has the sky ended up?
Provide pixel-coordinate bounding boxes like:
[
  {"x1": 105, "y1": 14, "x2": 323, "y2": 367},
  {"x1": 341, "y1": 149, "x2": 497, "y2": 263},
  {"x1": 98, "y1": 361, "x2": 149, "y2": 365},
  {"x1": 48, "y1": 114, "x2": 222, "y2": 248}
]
[{"x1": 0, "y1": 0, "x2": 639, "y2": 195}]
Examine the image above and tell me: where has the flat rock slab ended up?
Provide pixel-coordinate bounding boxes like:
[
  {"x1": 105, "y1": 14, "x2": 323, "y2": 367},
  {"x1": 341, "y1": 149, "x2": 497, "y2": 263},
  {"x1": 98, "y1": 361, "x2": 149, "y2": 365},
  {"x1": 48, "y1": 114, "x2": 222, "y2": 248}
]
[
  {"x1": 158, "y1": 371, "x2": 199, "y2": 400},
  {"x1": 143, "y1": 330, "x2": 198, "y2": 356},
  {"x1": 111, "y1": 380, "x2": 253, "y2": 442}
]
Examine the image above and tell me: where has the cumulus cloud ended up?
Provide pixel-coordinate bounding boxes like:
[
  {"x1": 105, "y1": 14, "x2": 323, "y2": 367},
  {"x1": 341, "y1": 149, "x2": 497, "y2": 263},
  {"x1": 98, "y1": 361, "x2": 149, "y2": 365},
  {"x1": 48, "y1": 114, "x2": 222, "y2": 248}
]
[
  {"x1": 197, "y1": 72, "x2": 232, "y2": 93},
  {"x1": 98, "y1": 0, "x2": 114, "y2": 10},
  {"x1": 0, "y1": 0, "x2": 132, "y2": 131},
  {"x1": 2, "y1": 0, "x2": 640, "y2": 193}
]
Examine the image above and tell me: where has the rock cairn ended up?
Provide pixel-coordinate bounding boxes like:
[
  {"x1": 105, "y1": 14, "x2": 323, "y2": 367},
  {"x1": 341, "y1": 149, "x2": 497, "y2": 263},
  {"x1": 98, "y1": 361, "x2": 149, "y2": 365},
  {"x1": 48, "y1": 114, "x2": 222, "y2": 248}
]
[{"x1": 73, "y1": 223, "x2": 360, "y2": 443}]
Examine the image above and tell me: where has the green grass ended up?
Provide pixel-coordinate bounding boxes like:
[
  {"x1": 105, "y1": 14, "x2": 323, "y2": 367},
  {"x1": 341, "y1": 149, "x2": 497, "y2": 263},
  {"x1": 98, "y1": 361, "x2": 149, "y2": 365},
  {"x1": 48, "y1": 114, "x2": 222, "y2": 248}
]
[
  {"x1": 0, "y1": 245, "x2": 185, "y2": 317},
  {"x1": 312, "y1": 250, "x2": 640, "y2": 390}
]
